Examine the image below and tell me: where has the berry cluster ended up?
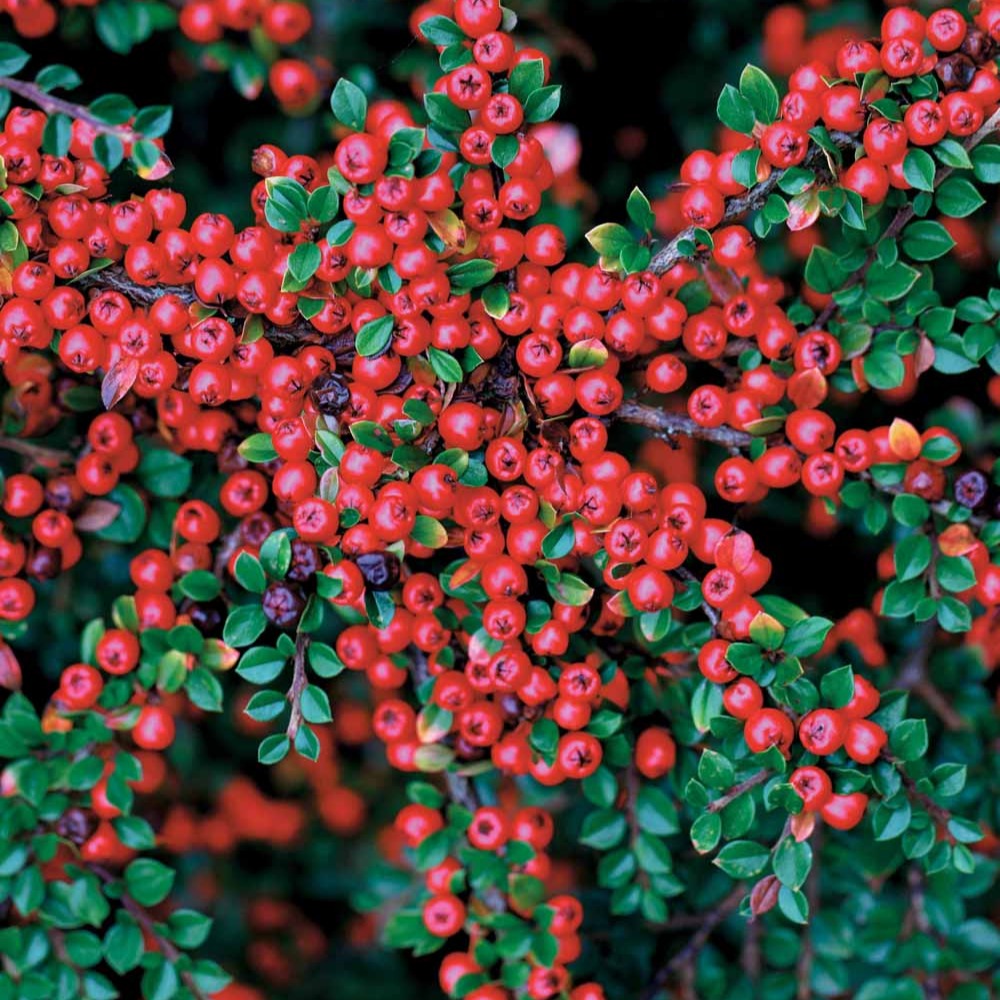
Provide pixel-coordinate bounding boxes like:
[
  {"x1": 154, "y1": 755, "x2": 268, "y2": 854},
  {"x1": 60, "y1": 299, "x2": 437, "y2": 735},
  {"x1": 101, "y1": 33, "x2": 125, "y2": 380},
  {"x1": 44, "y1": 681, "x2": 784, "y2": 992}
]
[{"x1": 0, "y1": 0, "x2": 997, "y2": 998}]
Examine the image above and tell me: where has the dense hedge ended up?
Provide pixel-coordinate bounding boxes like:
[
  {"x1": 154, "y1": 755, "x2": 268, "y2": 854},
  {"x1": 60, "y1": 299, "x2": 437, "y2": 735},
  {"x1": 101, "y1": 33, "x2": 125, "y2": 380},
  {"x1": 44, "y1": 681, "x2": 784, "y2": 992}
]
[{"x1": 0, "y1": 2, "x2": 998, "y2": 1000}]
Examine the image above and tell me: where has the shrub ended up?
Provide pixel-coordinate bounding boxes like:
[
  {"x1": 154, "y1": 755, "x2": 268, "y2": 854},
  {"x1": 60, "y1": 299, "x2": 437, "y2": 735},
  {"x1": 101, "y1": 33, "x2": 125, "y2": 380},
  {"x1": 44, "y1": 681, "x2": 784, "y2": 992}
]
[{"x1": 0, "y1": 2, "x2": 997, "y2": 999}]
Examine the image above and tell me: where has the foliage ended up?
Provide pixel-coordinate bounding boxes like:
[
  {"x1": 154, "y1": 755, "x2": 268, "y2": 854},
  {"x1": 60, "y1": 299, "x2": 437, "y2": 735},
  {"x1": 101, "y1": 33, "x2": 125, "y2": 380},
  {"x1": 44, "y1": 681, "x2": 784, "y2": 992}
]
[{"x1": 0, "y1": 2, "x2": 997, "y2": 1000}]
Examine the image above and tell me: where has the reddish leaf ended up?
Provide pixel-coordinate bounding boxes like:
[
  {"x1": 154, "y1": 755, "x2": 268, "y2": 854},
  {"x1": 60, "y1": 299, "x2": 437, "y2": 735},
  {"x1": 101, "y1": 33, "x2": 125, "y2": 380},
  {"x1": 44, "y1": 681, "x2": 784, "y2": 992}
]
[
  {"x1": 0, "y1": 642, "x2": 21, "y2": 691},
  {"x1": 750, "y1": 875, "x2": 781, "y2": 917},
  {"x1": 75, "y1": 500, "x2": 122, "y2": 532},
  {"x1": 101, "y1": 357, "x2": 139, "y2": 410}
]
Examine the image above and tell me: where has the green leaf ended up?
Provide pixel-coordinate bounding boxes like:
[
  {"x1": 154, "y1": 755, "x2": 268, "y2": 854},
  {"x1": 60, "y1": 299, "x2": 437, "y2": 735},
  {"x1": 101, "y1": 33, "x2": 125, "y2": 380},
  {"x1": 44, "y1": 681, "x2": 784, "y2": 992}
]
[
  {"x1": 244, "y1": 690, "x2": 287, "y2": 722},
  {"x1": 901, "y1": 220, "x2": 955, "y2": 261},
  {"x1": 863, "y1": 351, "x2": 905, "y2": 390},
  {"x1": 894, "y1": 533, "x2": 932, "y2": 582},
  {"x1": 697, "y1": 749, "x2": 734, "y2": 790},
  {"x1": 585, "y1": 222, "x2": 633, "y2": 258},
  {"x1": 125, "y1": 859, "x2": 174, "y2": 907},
  {"x1": 690, "y1": 812, "x2": 722, "y2": 854},
  {"x1": 804, "y1": 246, "x2": 849, "y2": 295},
  {"x1": 902, "y1": 148, "x2": 935, "y2": 192},
  {"x1": 35, "y1": 64, "x2": 81, "y2": 93},
  {"x1": 446, "y1": 258, "x2": 497, "y2": 289},
  {"x1": 782, "y1": 617, "x2": 833, "y2": 658},
  {"x1": 264, "y1": 176, "x2": 310, "y2": 233},
  {"x1": 223, "y1": 604, "x2": 267, "y2": 648},
  {"x1": 258, "y1": 733, "x2": 290, "y2": 765},
  {"x1": 739, "y1": 64, "x2": 779, "y2": 123},
  {"x1": 541, "y1": 520, "x2": 575, "y2": 560},
  {"x1": 300, "y1": 684, "x2": 332, "y2": 724},
  {"x1": 331, "y1": 77, "x2": 367, "y2": 131},
  {"x1": 714, "y1": 839, "x2": 770, "y2": 878},
  {"x1": 167, "y1": 909, "x2": 213, "y2": 950},
  {"x1": 0, "y1": 44, "x2": 30, "y2": 77},
  {"x1": 626, "y1": 186, "x2": 656, "y2": 232},
  {"x1": 137, "y1": 448, "x2": 192, "y2": 498},
  {"x1": 508, "y1": 59, "x2": 545, "y2": 103},
  {"x1": 936, "y1": 555, "x2": 976, "y2": 593},
  {"x1": 423, "y1": 92, "x2": 470, "y2": 133},
  {"x1": 428, "y1": 346, "x2": 463, "y2": 383},
  {"x1": 579, "y1": 809, "x2": 628, "y2": 850},
  {"x1": 308, "y1": 641, "x2": 345, "y2": 678},
  {"x1": 778, "y1": 885, "x2": 809, "y2": 924},
  {"x1": 890, "y1": 719, "x2": 928, "y2": 761},
  {"x1": 388, "y1": 127, "x2": 425, "y2": 167},
  {"x1": 523, "y1": 85, "x2": 561, "y2": 124},
  {"x1": 866, "y1": 261, "x2": 920, "y2": 302},
  {"x1": 636, "y1": 786, "x2": 679, "y2": 836},
  {"x1": 717, "y1": 84, "x2": 754, "y2": 134},
  {"x1": 287, "y1": 241, "x2": 321, "y2": 284},
  {"x1": 936, "y1": 177, "x2": 984, "y2": 218},
  {"x1": 185, "y1": 668, "x2": 223, "y2": 713},
  {"x1": 419, "y1": 14, "x2": 465, "y2": 45},
  {"x1": 104, "y1": 920, "x2": 143, "y2": 974},
  {"x1": 817, "y1": 666, "x2": 853, "y2": 711},
  {"x1": 971, "y1": 142, "x2": 1000, "y2": 184},
  {"x1": 356, "y1": 315, "x2": 394, "y2": 357},
  {"x1": 773, "y1": 837, "x2": 812, "y2": 890},
  {"x1": 234, "y1": 551, "x2": 267, "y2": 594}
]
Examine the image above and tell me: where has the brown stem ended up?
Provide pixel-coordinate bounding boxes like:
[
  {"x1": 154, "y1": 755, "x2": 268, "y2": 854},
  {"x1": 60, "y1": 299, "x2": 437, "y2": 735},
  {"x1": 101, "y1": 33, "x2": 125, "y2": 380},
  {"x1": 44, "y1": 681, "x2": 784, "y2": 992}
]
[
  {"x1": 884, "y1": 753, "x2": 953, "y2": 827},
  {"x1": 675, "y1": 565, "x2": 720, "y2": 629},
  {"x1": 641, "y1": 884, "x2": 744, "y2": 1000},
  {"x1": 0, "y1": 77, "x2": 158, "y2": 149},
  {"x1": 706, "y1": 770, "x2": 769, "y2": 814},
  {"x1": 795, "y1": 825, "x2": 822, "y2": 1000},
  {"x1": 409, "y1": 648, "x2": 505, "y2": 912},
  {"x1": 616, "y1": 399, "x2": 753, "y2": 450},
  {"x1": 75, "y1": 264, "x2": 342, "y2": 352},
  {"x1": 286, "y1": 632, "x2": 310, "y2": 742},
  {"x1": 88, "y1": 865, "x2": 207, "y2": 1000},
  {"x1": 895, "y1": 620, "x2": 968, "y2": 732},
  {"x1": 812, "y1": 106, "x2": 1000, "y2": 329},
  {"x1": 906, "y1": 866, "x2": 944, "y2": 1000},
  {"x1": 649, "y1": 131, "x2": 858, "y2": 276},
  {"x1": 0, "y1": 436, "x2": 73, "y2": 467}
]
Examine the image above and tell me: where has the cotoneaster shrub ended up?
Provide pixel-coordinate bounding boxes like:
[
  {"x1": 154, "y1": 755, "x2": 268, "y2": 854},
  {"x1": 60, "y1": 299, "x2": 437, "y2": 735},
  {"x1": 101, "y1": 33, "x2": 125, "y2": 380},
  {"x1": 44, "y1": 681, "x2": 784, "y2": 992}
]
[{"x1": 0, "y1": 1, "x2": 998, "y2": 999}]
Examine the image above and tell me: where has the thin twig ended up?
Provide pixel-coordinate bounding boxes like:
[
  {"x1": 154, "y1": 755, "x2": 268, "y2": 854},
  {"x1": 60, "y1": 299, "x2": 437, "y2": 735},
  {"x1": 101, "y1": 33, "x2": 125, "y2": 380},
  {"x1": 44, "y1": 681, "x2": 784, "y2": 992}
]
[
  {"x1": 0, "y1": 436, "x2": 73, "y2": 467},
  {"x1": 89, "y1": 865, "x2": 207, "y2": 1000},
  {"x1": 409, "y1": 647, "x2": 505, "y2": 912},
  {"x1": 896, "y1": 620, "x2": 968, "y2": 732},
  {"x1": 616, "y1": 399, "x2": 753, "y2": 450},
  {"x1": 649, "y1": 132, "x2": 857, "y2": 276},
  {"x1": 883, "y1": 753, "x2": 953, "y2": 828},
  {"x1": 286, "y1": 632, "x2": 310, "y2": 742},
  {"x1": 812, "y1": 106, "x2": 1000, "y2": 329},
  {"x1": 75, "y1": 264, "x2": 348, "y2": 352},
  {"x1": 706, "y1": 770, "x2": 769, "y2": 814},
  {"x1": 0, "y1": 77, "x2": 171, "y2": 173},
  {"x1": 641, "y1": 884, "x2": 744, "y2": 1000},
  {"x1": 795, "y1": 825, "x2": 822, "y2": 1000},
  {"x1": 675, "y1": 565, "x2": 720, "y2": 628},
  {"x1": 907, "y1": 866, "x2": 944, "y2": 1000}
]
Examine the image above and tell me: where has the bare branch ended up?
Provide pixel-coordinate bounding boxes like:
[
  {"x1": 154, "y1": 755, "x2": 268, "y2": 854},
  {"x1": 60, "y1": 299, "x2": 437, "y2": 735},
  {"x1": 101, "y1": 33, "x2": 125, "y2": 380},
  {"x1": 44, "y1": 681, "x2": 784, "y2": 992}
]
[
  {"x1": 286, "y1": 633, "x2": 310, "y2": 742},
  {"x1": 616, "y1": 399, "x2": 753, "y2": 450}
]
